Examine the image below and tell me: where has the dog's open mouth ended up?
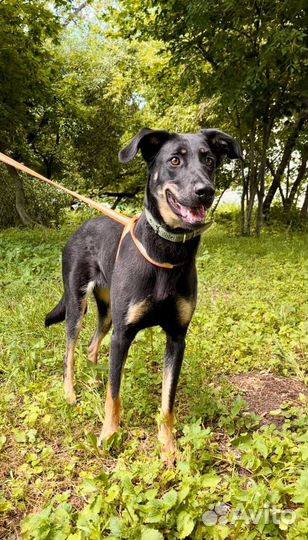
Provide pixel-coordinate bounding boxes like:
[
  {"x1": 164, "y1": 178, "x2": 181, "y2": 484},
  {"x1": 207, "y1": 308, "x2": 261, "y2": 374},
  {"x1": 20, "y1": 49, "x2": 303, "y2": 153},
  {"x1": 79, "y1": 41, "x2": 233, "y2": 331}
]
[{"x1": 166, "y1": 190, "x2": 207, "y2": 225}]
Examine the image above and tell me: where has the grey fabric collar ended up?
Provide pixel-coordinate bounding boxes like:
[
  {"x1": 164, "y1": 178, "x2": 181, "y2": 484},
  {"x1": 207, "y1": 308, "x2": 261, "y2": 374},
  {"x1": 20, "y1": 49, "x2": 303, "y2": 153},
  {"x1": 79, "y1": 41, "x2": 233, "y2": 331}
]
[{"x1": 144, "y1": 208, "x2": 212, "y2": 243}]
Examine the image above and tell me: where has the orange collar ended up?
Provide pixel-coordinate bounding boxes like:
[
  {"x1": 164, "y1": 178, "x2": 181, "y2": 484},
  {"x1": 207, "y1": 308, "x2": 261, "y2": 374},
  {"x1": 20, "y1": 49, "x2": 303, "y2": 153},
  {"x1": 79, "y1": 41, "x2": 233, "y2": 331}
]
[{"x1": 116, "y1": 216, "x2": 182, "y2": 269}]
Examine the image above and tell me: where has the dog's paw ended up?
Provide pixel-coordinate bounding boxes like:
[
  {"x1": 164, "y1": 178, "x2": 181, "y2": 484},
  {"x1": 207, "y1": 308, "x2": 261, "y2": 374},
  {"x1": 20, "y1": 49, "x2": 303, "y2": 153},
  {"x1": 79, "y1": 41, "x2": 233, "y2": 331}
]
[
  {"x1": 97, "y1": 426, "x2": 119, "y2": 448},
  {"x1": 158, "y1": 422, "x2": 177, "y2": 467},
  {"x1": 87, "y1": 347, "x2": 98, "y2": 364},
  {"x1": 64, "y1": 389, "x2": 77, "y2": 405},
  {"x1": 160, "y1": 441, "x2": 177, "y2": 467}
]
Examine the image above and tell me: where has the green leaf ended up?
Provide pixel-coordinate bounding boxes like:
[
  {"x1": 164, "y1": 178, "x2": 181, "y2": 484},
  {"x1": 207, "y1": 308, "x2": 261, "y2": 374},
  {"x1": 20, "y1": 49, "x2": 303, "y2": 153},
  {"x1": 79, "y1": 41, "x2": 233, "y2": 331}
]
[
  {"x1": 300, "y1": 444, "x2": 308, "y2": 461},
  {"x1": 292, "y1": 470, "x2": 308, "y2": 504},
  {"x1": 0, "y1": 497, "x2": 13, "y2": 512},
  {"x1": 141, "y1": 527, "x2": 164, "y2": 540},
  {"x1": 177, "y1": 511, "x2": 195, "y2": 539},
  {"x1": 216, "y1": 524, "x2": 231, "y2": 540},
  {"x1": 177, "y1": 484, "x2": 190, "y2": 504},
  {"x1": 254, "y1": 438, "x2": 269, "y2": 459},
  {"x1": 162, "y1": 489, "x2": 177, "y2": 509},
  {"x1": 13, "y1": 429, "x2": 27, "y2": 443},
  {"x1": 80, "y1": 479, "x2": 100, "y2": 495},
  {"x1": 201, "y1": 473, "x2": 221, "y2": 488},
  {"x1": 109, "y1": 516, "x2": 123, "y2": 538}
]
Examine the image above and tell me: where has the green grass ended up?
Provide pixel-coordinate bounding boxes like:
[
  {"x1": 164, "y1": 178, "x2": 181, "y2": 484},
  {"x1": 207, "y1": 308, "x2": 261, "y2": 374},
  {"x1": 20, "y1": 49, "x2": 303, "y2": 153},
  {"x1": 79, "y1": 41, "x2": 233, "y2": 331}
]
[{"x1": 0, "y1": 217, "x2": 307, "y2": 539}]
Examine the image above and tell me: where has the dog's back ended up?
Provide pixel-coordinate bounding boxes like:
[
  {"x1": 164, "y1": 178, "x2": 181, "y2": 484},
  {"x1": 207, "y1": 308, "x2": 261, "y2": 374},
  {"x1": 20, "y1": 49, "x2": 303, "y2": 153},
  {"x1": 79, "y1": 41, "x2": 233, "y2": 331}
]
[
  {"x1": 45, "y1": 216, "x2": 123, "y2": 328},
  {"x1": 63, "y1": 216, "x2": 123, "y2": 289}
]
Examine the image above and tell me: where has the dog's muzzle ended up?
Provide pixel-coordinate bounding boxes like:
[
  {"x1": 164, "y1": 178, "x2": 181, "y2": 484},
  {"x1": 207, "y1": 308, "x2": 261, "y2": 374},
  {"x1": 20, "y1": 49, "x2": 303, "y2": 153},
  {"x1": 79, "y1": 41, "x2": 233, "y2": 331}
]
[{"x1": 166, "y1": 189, "x2": 208, "y2": 226}]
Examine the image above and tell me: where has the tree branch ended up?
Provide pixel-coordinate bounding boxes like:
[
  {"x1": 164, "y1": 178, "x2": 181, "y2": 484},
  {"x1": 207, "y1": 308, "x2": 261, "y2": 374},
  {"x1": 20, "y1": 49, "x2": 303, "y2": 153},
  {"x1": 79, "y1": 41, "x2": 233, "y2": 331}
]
[{"x1": 63, "y1": 2, "x2": 90, "y2": 27}]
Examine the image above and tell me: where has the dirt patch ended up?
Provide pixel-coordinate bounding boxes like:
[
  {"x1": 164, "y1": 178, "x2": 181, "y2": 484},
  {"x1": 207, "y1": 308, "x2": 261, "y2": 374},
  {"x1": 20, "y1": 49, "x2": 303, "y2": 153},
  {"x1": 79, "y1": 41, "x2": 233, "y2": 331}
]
[{"x1": 230, "y1": 373, "x2": 306, "y2": 427}]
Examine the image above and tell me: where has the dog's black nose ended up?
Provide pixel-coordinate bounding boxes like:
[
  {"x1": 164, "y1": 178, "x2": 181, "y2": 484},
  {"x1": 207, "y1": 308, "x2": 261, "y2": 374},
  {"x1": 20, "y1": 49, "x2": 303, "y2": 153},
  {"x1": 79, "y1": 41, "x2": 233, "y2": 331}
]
[{"x1": 194, "y1": 183, "x2": 215, "y2": 199}]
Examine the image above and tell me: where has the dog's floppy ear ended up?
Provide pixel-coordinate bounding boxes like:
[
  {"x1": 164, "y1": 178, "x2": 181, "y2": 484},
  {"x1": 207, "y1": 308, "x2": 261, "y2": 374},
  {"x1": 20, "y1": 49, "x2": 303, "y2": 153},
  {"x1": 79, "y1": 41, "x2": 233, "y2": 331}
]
[
  {"x1": 202, "y1": 129, "x2": 243, "y2": 162},
  {"x1": 119, "y1": 128, "x2": 171, "y2": 164}
]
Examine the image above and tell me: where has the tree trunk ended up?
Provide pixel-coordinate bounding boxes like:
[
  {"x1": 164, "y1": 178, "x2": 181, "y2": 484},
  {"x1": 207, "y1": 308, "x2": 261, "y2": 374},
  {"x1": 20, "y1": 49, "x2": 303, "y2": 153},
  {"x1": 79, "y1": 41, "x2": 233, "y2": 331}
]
[
  {"x1": 233, "y1": 106, "x2": 248, "y2": 235},
  {"x1": 284, "y1": 143, "x2": 308, "y2": 214},
  {"x1": 300, "y1": 181, "x2": 308, "y2": 221},
  {"x1": 256, "y1": 124, "x2": 270, "y2": 236},
  {"x1": 245, "y1": 120, "x2": 257, "y2": 236},
  {"x1": 6, "y1": 165, "x2": 36, "y2": 227},
  {"x1": 256, "y1": 184, "x2": 264, "y2": 236},
  {"x1": 211, "y1": 187, "x2": 228, "y2": 217},
  {"x1": 240, "y1": 174, "x2": 247, "y2": 235},
  {"x1": 263, "y1": 115, "x2": 306, "y2": 219},
  {"x1": 246, "y1": 179, "x2": 257, "y2": 236},
  {"x1": 44, "y1": 156, "x2": 53, "y2": 179}
]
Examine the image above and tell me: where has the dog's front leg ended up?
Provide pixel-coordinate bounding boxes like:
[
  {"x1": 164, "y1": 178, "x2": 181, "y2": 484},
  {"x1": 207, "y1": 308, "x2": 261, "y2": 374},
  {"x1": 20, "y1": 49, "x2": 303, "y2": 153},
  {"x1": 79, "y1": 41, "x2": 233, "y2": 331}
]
[
  {"x1": 158, "y1": 332, "x2": 186, "y2": 465},
  {"x1": 98, "y1": 331, "x2": 132, "y2": 445}
]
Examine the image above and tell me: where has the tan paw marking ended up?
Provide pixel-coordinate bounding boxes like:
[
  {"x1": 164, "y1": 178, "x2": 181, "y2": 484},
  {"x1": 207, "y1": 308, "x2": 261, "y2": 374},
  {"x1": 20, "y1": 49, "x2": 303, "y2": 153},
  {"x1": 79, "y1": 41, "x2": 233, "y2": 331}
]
[
  {"x1": 88, "y1": 343, "x2": 99, "y2": 364},
  {"x1": 160, "y1": 440, "x2": 177, "y2": 467},
  {"x1": 65, "y1": 388, "x2": 77, "y2": 404},
  {"x1": 98, "y1": 424, "x2": 119, "y2": 447}
]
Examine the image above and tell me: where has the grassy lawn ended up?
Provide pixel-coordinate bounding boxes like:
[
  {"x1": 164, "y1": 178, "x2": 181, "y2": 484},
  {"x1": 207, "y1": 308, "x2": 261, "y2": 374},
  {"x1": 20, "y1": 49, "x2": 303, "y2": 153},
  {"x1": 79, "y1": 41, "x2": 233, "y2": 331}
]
[{"x1": 0, "y1": 215, "x2": 307, "y2": 539}]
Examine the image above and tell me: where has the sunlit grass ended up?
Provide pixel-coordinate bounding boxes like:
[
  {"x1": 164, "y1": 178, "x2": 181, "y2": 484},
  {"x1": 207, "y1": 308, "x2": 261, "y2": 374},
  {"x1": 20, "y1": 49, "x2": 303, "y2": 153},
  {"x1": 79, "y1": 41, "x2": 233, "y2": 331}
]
[{"x1": 0, "y1": 218, "x2": 307, "y2": 539}]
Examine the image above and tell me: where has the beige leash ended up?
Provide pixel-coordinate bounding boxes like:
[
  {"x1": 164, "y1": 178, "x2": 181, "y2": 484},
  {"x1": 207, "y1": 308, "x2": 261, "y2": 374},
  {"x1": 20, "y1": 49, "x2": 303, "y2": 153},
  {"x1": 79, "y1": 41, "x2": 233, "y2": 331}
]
[
  {"x1": 0, "y1": 152, "x2": 130, "y2": 226},
  {"x1": 0, "y1": 151, "x2": 180, "y2": 269}
]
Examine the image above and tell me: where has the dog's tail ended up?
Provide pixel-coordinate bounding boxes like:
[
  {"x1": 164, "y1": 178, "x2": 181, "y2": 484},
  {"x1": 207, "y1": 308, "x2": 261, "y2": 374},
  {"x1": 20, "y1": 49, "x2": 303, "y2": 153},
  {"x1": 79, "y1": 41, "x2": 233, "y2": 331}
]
[{"x1": 45, "y1": 296, "x2": 66, "y2": 327}]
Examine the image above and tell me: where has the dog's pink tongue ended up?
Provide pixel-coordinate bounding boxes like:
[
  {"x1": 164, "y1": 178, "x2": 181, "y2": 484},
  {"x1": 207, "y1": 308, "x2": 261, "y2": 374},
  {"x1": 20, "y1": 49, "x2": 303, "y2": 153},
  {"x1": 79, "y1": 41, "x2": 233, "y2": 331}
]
[{"x1": 179, "y1": 204, "x2": 205, "y2": 224}]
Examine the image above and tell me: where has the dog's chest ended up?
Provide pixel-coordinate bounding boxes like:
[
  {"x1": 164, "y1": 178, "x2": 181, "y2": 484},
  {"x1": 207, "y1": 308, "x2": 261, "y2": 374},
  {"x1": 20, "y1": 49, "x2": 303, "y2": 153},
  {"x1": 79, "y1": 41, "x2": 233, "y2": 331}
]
[
  {"x1": 112, "y1": 254, "x2": 197, "y2": 330},
  {"x1": 125, "y1": 271, "x2": 196, "y2": 330},
  {"x1": 125, "y1": 293, "x2": 194, "y2": 328}
]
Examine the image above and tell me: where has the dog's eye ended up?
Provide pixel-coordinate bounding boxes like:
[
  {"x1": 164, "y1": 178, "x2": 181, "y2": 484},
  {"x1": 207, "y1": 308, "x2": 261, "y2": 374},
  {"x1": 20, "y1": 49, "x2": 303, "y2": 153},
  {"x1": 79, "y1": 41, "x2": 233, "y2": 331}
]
[
  {"x1": 205, "y1": 157, "x2": 214, "y2": 168},
  {"x1": 170, "y1": 156, "x2": 181, "y2": 166}
]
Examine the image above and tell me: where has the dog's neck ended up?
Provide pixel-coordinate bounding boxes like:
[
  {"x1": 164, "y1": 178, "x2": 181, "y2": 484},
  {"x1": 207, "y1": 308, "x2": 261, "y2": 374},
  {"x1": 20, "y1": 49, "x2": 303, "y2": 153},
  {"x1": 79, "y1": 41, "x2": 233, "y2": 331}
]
[
  {"x1": 144, "y1": 208, "x2": 211, "y2": 243},
  {"x1": 136, "y1": 212, "x2": 200, "y2": 266},
  {"x1": 135, "y1": 189, "x2": 201, "y2": 265}
]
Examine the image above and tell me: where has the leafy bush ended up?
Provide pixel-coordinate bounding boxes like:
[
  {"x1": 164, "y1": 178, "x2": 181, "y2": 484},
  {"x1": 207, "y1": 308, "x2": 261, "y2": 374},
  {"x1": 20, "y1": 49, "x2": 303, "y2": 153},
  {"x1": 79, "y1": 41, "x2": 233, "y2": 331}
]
[
  {"x1": 265, "y1": 204, "x2": 308, "y2": 231},
  {"x1": 0, "y1": 167, "x2": 67, "y2": 229}
]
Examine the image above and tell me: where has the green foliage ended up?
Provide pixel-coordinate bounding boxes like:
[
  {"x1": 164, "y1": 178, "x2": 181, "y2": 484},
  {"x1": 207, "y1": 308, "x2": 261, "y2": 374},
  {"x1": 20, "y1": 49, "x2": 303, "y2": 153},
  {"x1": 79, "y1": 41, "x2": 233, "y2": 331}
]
[
  {"x1": 0, "y1": 0, "x2": 63, "y2": 151},
  {"x1": 111, "y1": 0, "x2": 308, "y2": 234},
  {"x1": 0, "y1": 165, "x2": 67, "y2": 228},
  {"x1": 113, "y1": 0, "x2": 308, "y2": 121},
  {"x1": 0, "y1": 217, "x2": 306, "y2": 538},
  {"x1": 264, "y1": 204, "x2": 308, "y2": 231},
  {"x1": 1, "y1": 1, "x2": 306, "y2": 231},
  {"x1": 0, "y1": 5, "x2": 154, "y2": 226}
]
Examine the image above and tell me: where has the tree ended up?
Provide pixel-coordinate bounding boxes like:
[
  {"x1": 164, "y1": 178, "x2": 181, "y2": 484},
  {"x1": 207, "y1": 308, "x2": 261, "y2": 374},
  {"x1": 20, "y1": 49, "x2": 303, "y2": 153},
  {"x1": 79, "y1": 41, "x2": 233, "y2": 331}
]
[
  {"x1": 0, "y1": 3, "x2": 145, "y2": 226},
  {"x1": 0, "y1": 0, "x2": 68, "y2": 226},
  {"x1": 111, "y1": 0, "x2": 308, "y2": 234},
  {"x1": 263, "y1": 116, "x2": 307, "y2": 219}
]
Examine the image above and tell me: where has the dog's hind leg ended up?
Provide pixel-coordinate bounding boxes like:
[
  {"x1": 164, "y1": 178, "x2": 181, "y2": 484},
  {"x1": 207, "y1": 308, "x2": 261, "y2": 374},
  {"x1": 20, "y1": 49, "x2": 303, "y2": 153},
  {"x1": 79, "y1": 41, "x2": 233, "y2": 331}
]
[
  {"x1": 158, "y1": 331, "x2": 186, "y2": 465},
  {"x1": 64, "y1": 337, "x2": 79, "y2": 405},
  {"x1": 88, "y1": 287, "x2": 111, "y2": 364},
  {"x1": 64, "y1": 283, "x2": 93, "y2": 404}
]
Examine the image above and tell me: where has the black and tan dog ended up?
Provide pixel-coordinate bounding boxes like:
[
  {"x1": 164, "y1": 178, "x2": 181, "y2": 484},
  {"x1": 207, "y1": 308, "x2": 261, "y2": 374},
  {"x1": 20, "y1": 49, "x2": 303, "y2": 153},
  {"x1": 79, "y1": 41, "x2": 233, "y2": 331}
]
[{"x1": 45, "y1": 127, "x2": 242, "y2": 462}]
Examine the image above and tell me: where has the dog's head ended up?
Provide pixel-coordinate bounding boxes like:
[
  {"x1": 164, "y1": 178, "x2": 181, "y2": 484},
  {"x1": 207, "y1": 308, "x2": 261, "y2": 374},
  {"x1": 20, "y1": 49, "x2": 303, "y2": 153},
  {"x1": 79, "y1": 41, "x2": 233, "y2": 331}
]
[{"x1": 119, "y1": 128, "x2": 243, "y2": 230}]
